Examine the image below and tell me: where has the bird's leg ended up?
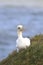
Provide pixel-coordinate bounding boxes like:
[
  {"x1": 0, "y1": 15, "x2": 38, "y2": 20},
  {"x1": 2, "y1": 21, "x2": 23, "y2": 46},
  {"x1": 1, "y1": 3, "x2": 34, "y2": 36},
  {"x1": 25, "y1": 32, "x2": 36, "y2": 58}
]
[{"x1": 17, "y1": 48, "x2": 19, "y2": 53}]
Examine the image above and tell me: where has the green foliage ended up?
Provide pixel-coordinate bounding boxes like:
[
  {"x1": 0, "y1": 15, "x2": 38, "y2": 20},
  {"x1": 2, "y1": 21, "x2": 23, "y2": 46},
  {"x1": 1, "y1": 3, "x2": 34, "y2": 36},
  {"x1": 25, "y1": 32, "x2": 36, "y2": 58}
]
[{"x1": 0, "y1": 35, "x2": 43, "y2": 65}]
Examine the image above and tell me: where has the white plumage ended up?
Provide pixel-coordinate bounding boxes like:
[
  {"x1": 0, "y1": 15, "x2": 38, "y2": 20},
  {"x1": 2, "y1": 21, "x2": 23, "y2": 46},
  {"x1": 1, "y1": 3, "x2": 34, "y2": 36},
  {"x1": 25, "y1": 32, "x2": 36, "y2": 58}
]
[{"x1": 16, "y1": 25, "x2": 30, "y2": 52}]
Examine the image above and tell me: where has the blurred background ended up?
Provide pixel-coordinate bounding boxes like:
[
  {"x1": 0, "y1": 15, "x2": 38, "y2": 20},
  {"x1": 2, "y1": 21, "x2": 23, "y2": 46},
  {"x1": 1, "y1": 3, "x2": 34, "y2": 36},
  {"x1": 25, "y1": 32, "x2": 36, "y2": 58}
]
[{"x1": 0, "y1": 0, "x2": 43, "y2": 61}]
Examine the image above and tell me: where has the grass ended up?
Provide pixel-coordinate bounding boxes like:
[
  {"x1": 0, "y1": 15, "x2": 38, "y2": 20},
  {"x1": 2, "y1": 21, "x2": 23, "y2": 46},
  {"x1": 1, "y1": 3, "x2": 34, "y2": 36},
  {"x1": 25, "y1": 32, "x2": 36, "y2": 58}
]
[{"x1": 0, "y1": 34, "x2": 43, "y2": 65}]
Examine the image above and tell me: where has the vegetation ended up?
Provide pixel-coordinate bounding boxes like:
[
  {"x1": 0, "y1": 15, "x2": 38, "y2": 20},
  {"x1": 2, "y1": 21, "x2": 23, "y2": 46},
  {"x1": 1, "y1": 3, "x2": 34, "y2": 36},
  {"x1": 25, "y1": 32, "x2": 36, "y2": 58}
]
[{"x1": 0, "y1": 34, "x2": 43, "y2": 65}]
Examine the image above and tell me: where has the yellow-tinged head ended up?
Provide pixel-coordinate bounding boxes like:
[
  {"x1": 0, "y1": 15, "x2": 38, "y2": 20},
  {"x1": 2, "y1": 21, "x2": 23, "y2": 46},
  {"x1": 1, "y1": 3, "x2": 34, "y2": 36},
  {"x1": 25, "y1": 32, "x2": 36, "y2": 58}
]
[{"x1": 17, "y1": 25, "x2": 24, "y2": 32}]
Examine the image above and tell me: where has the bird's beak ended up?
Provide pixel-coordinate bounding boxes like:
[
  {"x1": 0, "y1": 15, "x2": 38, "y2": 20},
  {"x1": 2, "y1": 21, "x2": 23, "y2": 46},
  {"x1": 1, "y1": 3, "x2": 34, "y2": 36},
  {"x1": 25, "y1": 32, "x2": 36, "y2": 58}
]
[{"x1": 22, "y1": 28, "x2": 25, "y2": 31}]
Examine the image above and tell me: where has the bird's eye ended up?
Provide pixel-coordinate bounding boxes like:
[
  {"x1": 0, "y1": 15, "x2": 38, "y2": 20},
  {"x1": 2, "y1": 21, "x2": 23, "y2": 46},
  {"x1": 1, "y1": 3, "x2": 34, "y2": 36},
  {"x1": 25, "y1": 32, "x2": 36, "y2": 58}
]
[{"x1": 18, "y1": 27, "x2": 20, "y2": 29}]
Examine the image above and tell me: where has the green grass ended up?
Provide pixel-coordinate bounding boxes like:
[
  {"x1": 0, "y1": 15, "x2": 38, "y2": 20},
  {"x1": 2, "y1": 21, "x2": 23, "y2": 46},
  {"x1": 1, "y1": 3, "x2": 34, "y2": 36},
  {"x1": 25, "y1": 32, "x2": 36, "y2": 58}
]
[{"x1": 0, "y1": 34, "x2": 43, "y2": 65}]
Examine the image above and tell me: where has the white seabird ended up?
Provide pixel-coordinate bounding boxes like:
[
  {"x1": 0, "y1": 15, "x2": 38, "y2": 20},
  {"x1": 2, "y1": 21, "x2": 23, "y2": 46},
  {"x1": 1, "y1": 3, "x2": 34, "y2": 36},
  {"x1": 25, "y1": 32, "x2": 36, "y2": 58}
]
[{"x1": 16, "y1": 25, "x2": 30, "y2": 52}]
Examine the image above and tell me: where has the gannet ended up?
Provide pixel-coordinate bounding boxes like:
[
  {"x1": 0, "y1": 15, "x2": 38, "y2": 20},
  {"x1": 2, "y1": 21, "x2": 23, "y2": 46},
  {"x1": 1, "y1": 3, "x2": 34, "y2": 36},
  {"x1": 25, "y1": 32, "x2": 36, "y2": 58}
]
[{"x1": 16, "y1": 25, "x2": 30, "y2": 52}]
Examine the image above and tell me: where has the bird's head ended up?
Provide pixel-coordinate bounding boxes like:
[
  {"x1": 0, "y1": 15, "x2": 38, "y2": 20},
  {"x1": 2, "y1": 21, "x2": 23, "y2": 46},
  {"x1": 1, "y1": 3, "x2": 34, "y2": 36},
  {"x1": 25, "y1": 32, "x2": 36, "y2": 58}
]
[{"x1": 17, "y1": 25, "x2": 24, "y2": 32}]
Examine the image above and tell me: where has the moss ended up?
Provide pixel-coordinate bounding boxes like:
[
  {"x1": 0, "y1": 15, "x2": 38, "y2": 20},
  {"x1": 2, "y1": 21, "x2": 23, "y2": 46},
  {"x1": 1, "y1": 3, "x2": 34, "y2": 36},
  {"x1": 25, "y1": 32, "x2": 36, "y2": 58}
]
[{"x1": 0, "y1": 35, "x2": 43, "y2": 65}]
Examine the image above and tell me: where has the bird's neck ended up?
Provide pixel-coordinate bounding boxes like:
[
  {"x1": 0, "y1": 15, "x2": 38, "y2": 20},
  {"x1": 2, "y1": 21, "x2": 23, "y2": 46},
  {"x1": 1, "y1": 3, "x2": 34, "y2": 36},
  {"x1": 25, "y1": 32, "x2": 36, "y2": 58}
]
[{"x1": 17, "y1": 31, "x2": 23, "y2": 38}]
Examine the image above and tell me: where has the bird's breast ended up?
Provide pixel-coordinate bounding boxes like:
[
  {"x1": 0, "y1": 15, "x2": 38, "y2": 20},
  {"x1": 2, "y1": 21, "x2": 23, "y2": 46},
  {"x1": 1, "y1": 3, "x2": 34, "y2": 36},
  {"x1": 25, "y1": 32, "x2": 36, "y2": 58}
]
[
  {"x1": 16, "y1": 38, "x2": 26, "y2": 47},
  {"x1": 16, "y1": 37, "x2": 30, "y2": 48}
]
